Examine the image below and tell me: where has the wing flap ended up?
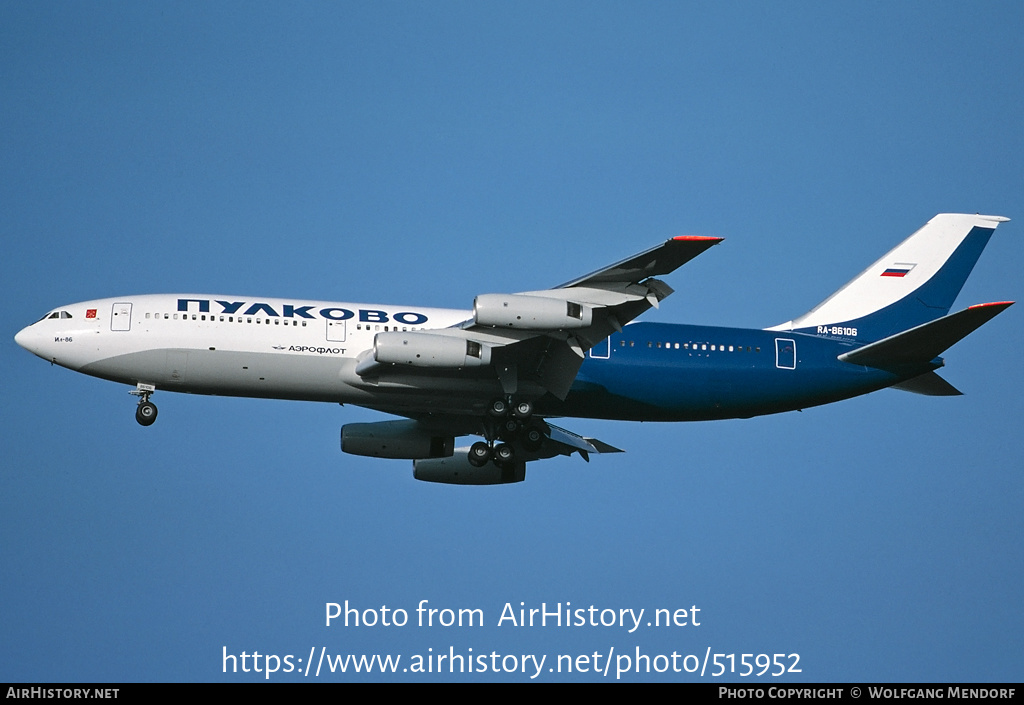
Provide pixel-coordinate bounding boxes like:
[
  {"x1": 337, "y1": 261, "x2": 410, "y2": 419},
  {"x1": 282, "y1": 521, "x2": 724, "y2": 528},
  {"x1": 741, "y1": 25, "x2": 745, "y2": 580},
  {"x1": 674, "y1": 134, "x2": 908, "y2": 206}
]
[
  {"x1": 525, "y1": 422, "x2": 624, "y2": 462},
  {"x1": 547, "y1": 422, "x2": 624, "y2": 455}
]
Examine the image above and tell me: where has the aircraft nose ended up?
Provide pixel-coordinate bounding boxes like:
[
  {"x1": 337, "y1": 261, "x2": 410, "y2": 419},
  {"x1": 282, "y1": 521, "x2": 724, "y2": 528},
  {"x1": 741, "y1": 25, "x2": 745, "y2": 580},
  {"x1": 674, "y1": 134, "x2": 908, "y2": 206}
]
[
  {"x1": 15, "y1": 325, "x2": 30, "y2": 350},
  {"x1": 15, "y1": 324, "x2": 42, "y2": 357}
]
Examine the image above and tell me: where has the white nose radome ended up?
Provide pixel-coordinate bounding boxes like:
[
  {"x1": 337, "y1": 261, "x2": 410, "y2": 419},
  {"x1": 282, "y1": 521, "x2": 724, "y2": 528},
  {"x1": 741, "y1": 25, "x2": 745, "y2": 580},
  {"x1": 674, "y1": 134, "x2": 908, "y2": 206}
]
[
  {"x1": 14, "y1": 325, "x2": 31, "y2": 350},
  {"x1": 15, "y1": 324, "x2": 45, "y2": 359}
]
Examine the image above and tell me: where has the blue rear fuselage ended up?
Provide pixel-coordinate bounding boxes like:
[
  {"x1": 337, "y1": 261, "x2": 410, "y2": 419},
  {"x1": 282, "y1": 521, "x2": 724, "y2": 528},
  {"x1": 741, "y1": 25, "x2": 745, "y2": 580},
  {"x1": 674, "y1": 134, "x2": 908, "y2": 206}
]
[{"x1": 550, "y1": 321, "x2": 926, "y2": 421}]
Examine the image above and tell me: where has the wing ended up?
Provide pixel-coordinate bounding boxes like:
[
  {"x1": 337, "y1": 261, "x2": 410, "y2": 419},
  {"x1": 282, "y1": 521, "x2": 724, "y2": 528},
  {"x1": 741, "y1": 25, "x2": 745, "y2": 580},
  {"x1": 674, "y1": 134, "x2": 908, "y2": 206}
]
[
  {"x1": 501, "y1": 233, "x2": 720, "y2": 393},
  {"x1": 555, "y1": 235, "x2": 725, "y2": 289},
  {"x1": 478, "y1": 235, "x2": 723, "y2": 398},
  {"x1": 356, "y1": 235, "x2": 721, "y2": 397}
]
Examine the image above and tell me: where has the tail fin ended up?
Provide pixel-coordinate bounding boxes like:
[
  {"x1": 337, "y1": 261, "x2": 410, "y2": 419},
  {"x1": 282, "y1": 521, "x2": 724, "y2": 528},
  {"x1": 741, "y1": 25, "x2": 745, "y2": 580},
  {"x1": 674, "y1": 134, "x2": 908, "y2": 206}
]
[{"x1": 770, "y1": 213, "x2": 1009, "y2": 342}]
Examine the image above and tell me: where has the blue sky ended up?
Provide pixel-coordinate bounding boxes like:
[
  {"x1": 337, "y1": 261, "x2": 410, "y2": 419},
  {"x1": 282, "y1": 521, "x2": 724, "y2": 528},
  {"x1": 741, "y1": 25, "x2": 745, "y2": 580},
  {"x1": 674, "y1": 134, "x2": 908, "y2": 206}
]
[{"x1": 2, "y1": 2, "x2": 1022, "y2": 682}]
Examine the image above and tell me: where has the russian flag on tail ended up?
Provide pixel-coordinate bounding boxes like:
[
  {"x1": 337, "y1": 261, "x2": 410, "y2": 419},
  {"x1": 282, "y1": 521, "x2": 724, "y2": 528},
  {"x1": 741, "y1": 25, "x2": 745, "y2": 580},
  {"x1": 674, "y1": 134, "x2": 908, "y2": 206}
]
[{"x1": 881, "y1": 263, "x2": 916, "y2": 277}]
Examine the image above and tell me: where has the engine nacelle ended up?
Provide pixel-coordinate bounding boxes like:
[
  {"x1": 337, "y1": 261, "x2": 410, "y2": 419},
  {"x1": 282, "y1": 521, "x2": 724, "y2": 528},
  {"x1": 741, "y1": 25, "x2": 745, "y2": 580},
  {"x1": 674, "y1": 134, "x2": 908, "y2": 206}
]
[
  {"x1": 474, "y1": 294, "x2": 593, "y2": 330},
  {"x1": 373, "y1": 331, "x2": 491, "y2": 367},
  {"x1": 341, "y1": 420, "x2": 454, "y2": 460},
  {"x1": 414, "y1": 449, "x2": 526, "y2": 485}
]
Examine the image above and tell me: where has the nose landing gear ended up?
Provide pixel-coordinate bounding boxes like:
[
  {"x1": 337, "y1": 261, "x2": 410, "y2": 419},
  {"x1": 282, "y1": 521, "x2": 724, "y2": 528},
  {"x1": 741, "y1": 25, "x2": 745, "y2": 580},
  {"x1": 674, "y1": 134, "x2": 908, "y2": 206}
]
[
  {"x1": 135, "y1": 401, "x2": 158, "y2": 426},
  {"x1": 130, "y1": 383, "x2": 158, "y2": 426}
]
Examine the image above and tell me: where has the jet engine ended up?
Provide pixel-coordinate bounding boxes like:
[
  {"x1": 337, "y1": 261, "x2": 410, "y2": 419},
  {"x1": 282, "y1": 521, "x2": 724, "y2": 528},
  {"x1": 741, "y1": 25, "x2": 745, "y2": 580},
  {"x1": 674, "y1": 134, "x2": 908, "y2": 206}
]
[
  {"x1": 341, "y1": 420, "x2": 454, "y2": 459},
  {"x1": 474, "y1": 294, "x2": 593, "y2": 330},
  {"x1": 373, "y1": 331, "x2": 491, "y2": 367},
  {"x1": 414, "y1": 449, "x2": 526, "y2": 485}
]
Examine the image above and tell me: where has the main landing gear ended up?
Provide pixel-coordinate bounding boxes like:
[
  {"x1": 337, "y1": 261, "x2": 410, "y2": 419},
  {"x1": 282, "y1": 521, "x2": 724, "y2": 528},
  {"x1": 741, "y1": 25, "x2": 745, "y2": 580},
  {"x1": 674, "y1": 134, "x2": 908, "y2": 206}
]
[
  {"x1": 487, "y1": 398, "x2": 534, "y2": 420},
  {"x1": 469, "y1": 397, "x2": 543, "y2": 468},
  {"x1": 130, "y1": 383, "x2": 158, "y2": 426}
]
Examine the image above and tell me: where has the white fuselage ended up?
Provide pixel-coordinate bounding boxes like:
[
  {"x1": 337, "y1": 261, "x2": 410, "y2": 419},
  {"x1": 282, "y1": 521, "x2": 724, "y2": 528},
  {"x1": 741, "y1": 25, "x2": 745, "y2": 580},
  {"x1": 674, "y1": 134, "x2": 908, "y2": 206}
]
[{"x1": 15, "y1": 294, "x2": 484, "y2": 411}]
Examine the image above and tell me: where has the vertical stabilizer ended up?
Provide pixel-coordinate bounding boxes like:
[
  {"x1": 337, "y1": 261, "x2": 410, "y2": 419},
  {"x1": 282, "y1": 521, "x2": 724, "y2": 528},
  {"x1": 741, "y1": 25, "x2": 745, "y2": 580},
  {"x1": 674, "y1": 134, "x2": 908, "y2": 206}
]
[{"x1": 769, "y1": 214, "x2": 1008, "y2": 342}]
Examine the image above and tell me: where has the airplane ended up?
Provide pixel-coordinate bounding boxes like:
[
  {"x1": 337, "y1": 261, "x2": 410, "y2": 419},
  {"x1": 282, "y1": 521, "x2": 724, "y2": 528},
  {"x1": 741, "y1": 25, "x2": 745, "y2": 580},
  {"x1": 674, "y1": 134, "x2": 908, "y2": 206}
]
[{"x1": 15, "y1": 213, "x2": 1013, "y2": 484}]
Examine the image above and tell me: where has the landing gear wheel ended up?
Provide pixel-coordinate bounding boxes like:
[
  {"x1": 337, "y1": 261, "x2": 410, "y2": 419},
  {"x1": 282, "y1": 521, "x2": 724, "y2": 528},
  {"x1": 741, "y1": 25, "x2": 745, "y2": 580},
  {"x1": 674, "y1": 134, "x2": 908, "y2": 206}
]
[
  {"x1": 512, "y1": 400, "x2": 533, "y2": 420},
  {"x1": 468, "y1": 441, "x2": 491, "y2": 468},
  {"x1": 487, "y1": 398, "x2": 509, "y2": 417},
  {"x1": 493, "y1": 443, "x2": 515, "y2": 467},
  {"x1": 499, "y1": 417, "x2": 520, "y2": 441},
  {"x1": 135, "y1": 401, "x2": 158, "y2": 426},
  {"x1": 522, "y1": 425, "x2": 544, "y2": 452}
]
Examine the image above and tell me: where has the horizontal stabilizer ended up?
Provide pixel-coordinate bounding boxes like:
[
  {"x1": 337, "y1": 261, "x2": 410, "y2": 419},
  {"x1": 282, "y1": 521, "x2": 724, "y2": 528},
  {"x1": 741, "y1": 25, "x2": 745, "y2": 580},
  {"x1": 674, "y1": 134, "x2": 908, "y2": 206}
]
[
  {"x1": 838, "y1": 301, "x2": 1013, "y2": 370},
  {"x1": 890, "y1": 371, "x2": 963, "y2": 396}
]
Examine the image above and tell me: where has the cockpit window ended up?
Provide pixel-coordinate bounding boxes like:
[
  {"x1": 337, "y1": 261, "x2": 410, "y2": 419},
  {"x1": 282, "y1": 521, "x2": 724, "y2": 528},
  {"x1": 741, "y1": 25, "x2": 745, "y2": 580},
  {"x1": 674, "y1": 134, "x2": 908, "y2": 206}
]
[{"x1": 40, "y1": 310, "x2": 72, "y2": 321}]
